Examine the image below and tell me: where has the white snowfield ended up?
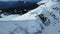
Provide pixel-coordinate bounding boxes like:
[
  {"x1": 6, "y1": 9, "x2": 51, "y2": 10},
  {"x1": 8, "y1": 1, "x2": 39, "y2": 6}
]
[{"x1": 0, "y1": 0, "x2": 60, "y2": 34}]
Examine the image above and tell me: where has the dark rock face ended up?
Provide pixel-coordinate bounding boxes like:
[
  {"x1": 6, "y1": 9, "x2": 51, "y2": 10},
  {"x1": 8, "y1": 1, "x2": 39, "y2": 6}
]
[{"x1": 39, "y1": 14, "x2": 51, "y2": 26}]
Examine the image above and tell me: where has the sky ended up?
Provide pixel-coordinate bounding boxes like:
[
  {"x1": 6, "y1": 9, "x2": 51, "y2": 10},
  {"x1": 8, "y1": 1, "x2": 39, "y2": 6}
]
[
  {"x1": 0, "y1": 0, "x2": 41, "y2": 9},
  {"x1": 0, "y1": 0, "x2": 40, "y2": 1},
  {"x1": 0, "y1": 0, "x2": 19, "y2": 1}
]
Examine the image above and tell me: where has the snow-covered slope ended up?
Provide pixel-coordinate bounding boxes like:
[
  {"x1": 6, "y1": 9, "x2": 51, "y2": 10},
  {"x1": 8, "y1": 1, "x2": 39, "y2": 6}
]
[
  {"x1": 0, "y1": 0, "x2": 60, "y2": 34},
  {"x1": 38, "y1": 0, "x2": 60, "y2": 34}
]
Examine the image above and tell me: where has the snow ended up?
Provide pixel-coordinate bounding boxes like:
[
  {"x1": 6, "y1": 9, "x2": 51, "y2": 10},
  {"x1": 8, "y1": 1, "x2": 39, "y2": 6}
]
[
  {"x1": 0, "y1": 0, "x2": 60, "y2": 34},
  {"x1": 0, "y1": 6, "x2": 42, "y2": 34},
  {"x1": 0, "y1": 13, "x2": 37, "y2": 21},
  {"x1": 0, "y1": 19, "x2": 41, "y2": 34},
  {"x1": 39, "y1": 0, "x2": 60, "y2": 34}
]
